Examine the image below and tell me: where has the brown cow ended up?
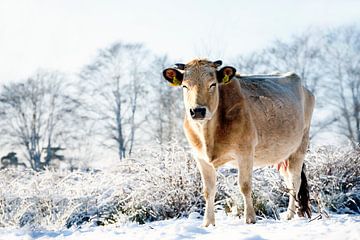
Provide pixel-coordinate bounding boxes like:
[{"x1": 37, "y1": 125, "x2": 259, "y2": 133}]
[{"x1": 163, "y1": 59, "x2": 315, "y2": 226}]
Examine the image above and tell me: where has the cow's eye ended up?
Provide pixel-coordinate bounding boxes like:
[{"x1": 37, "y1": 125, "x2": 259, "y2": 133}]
[{"x1": 209, "y1": 83, "x2": 217, "y2": 89}]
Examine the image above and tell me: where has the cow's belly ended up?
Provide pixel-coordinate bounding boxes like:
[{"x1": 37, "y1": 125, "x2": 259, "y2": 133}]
[
  {"x1": 253, "y1": 134, "x2": 303, "y2": 167},
  {"x1": 205, "y1": 128, "x2": 304, "y2": 169},
  {"x1": 210, "y1": 141, "x2": 301, "y2": 169},
  {"x1": 251, "y1": 109, "x2": 305, "y2": 167}
]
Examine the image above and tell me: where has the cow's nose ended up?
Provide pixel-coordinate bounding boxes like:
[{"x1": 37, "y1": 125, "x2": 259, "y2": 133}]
[{"x1": 190, "y1": 107, "x2": 206, "y2": 119}]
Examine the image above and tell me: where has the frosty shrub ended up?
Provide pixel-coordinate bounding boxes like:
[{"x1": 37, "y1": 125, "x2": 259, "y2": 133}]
[
  {"x1": 0, "y1": 145, "x2": 359, "y2": 230},
  {"x1": 306, "y1": 145, "x2": 360, "y2": 214},
  {"x1": 113, "y1": 145, "x2": 204, "y2": 224},
  {"x1": 0, "y1": 145, "x2": 205, "y2": 229}
]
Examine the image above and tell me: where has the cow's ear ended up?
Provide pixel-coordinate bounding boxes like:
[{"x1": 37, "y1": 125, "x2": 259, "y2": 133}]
[
  {"x1": 175, "y1": 63, "x2": 185, "y2": 70},
  {"x1": 162, "y1": 68, "x2": 183, "y2": 86},
  {"x1": 217, "y1": 66, "x2": 236, "y2": 84},
  {"x1": 213, "y1": 60, "x2": 223, "y2": 68}
]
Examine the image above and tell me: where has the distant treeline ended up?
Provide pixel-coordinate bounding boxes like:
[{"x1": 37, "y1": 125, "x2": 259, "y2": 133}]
[{"x1": 0, "y1": 25, "x2": 359, "y2": 170}]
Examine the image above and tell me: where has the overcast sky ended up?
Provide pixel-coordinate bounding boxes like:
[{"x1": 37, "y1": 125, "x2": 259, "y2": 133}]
[{"x1": 0, "y1": 0, "x2": 360, "y2": 83}]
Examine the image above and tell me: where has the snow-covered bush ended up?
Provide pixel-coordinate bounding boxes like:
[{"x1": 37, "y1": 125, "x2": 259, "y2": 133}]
[
  {"x1": 0, "y1": 145, "x2": 358, "y2": 230},
  {"x1": 306, "y1": 145, "x2": 360, "y2": 214},
  {"x1": 112, "y1": 145, "x2": 204, "y2": 224},
  {"x1": 0, "y1": 145, "x2": 204, "y2": 229}
]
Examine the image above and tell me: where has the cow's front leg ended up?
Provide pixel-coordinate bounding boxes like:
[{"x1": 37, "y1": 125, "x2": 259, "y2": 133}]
[
  {"x1": 238, "y1": 153, "x2": 256, "y2": 224},
  {"x1": 197, "y1": 158, "x2": 216, "y2": 227}
]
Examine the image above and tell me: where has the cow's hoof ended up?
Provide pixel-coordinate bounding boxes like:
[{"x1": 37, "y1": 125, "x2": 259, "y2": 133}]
[
  {"x1": 286, "y1": 212, "x2": 295, "y2": 220},
  {"x1": 244, "y1": 213, "x2": 256, "y2": 224},
  {"x1": 202, "y1": 218, "x2": 215, "y2": 227}
]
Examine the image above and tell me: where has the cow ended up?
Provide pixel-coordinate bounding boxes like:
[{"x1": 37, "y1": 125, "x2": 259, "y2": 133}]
[{"x1": 162, "y1": 59, "x2": 315, "y2": 226}]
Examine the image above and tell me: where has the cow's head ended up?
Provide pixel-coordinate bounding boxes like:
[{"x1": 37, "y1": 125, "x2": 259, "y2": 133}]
[{"x1": 163, "y1": 59, "x2": 236, "y2": 122}]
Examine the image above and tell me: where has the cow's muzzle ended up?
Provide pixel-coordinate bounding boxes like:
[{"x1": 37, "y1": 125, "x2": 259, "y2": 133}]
[{"x1": 190, "y1": 107, "x2": 207, "y2": 120}]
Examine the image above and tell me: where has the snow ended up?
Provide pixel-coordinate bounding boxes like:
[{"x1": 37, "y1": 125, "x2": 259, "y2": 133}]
[
  {"x1": 0, "y1": 146, "x2": 358, "y2": 239},
  {"x1": 0, "y1": 212, "x2": 359, "y2": 240}
]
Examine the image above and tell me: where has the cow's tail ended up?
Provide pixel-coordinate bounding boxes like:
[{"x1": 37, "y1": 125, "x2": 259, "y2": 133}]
[{"x1": 298, "y1": 163, "x2": 311, "y2": 218}]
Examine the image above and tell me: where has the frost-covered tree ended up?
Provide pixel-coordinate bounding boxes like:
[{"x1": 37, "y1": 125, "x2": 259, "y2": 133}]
[
  {"x1": 232, "y1": 52, "x2": 265, "y2": 74},
  {"x1": 0, "y1": 70, "x2": 82, "y2": 170},
  {"x1": 263, "y1": 31, "x2": 323, "y2": 94},
  {"x1": 146, "y1": 55, "x2": 185, "y2": 145},
  {"x1": 322, "y1": 25, "x2": 360, "y2": 147},
  {"x1": 235, "y1": 30, "x2": 325, "y2": 97},
  {"x1": 80, "y1": 42, "x2": 150, "y2": 160}
]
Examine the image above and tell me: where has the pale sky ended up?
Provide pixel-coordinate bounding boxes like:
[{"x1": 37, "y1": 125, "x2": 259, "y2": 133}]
[{"x1": 0, "y1": 0, "x2": 360, "y2": 83}]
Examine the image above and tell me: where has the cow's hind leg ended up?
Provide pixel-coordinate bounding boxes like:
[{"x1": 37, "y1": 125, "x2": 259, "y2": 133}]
[
  {"x1": 197, "y1": 158, "x2": 216, "y2": 227},
  {"x1": 280, "y1": 133, "x2": 311, "y2": 220},
  {"x1": 280, "y1": 153, "x2": 303, "y2": 220}
]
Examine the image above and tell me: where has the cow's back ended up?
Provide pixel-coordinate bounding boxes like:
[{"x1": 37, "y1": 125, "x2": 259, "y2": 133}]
[{"x1": 238, "y1": 72, "x2": 304, "y2": 124}]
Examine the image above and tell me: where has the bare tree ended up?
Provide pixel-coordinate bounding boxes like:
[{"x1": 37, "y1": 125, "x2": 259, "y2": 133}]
[
  {"x1": 80, "y1": 42, "x2": 149, "y2": 160},
  {"x1": 233, "y1": 31, "x2": 324, "y2": 92},
  {"x1": 0, "y1": 70, "x2": 82, "y2": 170},
  {"x1": 146, "y1": 55, "x2": 185, "y2": 146},
  {"x1": 232, "y1": 52, "x2": 266, "y2": 74},
  {"x1": 322, "y1": 25, "x2": 360, "y2": 147},
  {"x1": 262, "y1": 31, "x2": 324, "y2": 94}
]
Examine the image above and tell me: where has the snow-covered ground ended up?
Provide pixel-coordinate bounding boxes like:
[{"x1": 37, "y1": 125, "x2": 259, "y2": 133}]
[
  {"x1": 0, "y1": 212, "x2": 359, "y2": 240},
  {"x1": 0, "y1": 146, "x2": 358, "y2": 239}
]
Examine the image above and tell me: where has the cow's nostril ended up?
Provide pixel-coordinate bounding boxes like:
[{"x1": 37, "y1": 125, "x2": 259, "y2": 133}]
[
  {"x1": 190, "y1": 109, "x2": 195, "y2": 118},
  {"x1": 191, "y1": 107, "x2": 206, "y2": 119},
  {"x1": 197, "y1": 108, "x2": 206, "y2": 118}
]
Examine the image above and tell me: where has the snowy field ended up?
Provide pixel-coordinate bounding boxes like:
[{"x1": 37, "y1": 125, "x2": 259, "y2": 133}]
[
  {"x1": 0, "y1": 145, "x2": 358, "y2": 239},
  {"x1": 0, "y1": 212, "x2": 359, "y2": 240}
]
